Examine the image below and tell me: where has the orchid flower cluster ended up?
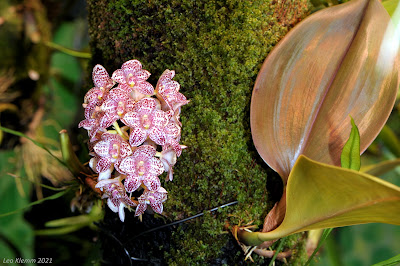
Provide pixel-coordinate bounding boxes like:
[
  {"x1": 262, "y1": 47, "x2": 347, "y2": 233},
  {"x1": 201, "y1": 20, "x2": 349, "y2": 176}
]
[{"x1": 79, "y1": 60, "x2": 188, "y2": 222}]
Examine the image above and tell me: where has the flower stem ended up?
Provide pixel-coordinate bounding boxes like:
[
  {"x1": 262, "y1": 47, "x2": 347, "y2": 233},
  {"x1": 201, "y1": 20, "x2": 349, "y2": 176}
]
[
  {"x1": 44, "y1": 41, "x2": 91, "y2": 59},
  {"x1": 113, "y1": 121, "x2": 129, "y2": 140}
]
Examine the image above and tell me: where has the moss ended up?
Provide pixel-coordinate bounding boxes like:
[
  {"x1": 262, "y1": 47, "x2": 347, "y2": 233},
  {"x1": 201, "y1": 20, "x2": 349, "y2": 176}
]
[
  {"x1": 284, "y1": 233, "x2": 308, "y2": 265},
  {"x1": 87, "y1": 0, "x2": 310, "y2": 263}
]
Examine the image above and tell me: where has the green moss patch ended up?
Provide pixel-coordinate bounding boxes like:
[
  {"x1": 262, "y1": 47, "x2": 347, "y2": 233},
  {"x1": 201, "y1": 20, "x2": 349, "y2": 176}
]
[{"x1": 87, "y1": 0, "x2": 310, "y2": 263}]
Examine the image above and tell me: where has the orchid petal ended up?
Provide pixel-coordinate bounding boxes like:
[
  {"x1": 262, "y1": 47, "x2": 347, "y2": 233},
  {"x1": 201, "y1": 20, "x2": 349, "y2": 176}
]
[
  {"x1": 150, "y1": 202, "x2": 163, "y2": 214},
  {"x1": 101, "y1": 98, "x2": 118, "y2": 112},
  {"x1": 109, "y1": 87, "x2": 129, "y2": 101},
  {"x1": 94, "y1": 141, "x2": 110, "y2": 157},
  {"x1": 124, "y1": 175, "x2": 142, "y2": 192},
  {"x1": 89, "y1": 157, "x2": 98, "y2": 172},
  {"x1": 148, "y1": 157, "x2": 165, "y2": 176},
  {"x1": 157, "y1": 187, "x2": 168, "y2": 194},
  {"x1": 134, "y1": 81, "x2": 154, "y2": 95},
  {"x1": 121, "y1": 112, "x2": 141, "y2": 128},
  {"x1": 165, "y1": 80, "x2": 180, "y2": 93},
  {"x1": 112, "y1": 69, "x2": 127, "y2": 84},
  {"x1": 92, "y1": 64, "x2": 111, "y2": 88},
  {"x1": 130, "y1": 89, "x2": 146, "y2": 102},
  {"x1": 143, "y1": 175, "x2": 161, "y2": 191},
  {"x1": 99, "y1": 113, "x2": 118, "y2": 128},
  {"x1": 136, "y1": 69, "x2": 151, "y2": 81},
  {"x1": 84, "y1": 103, "x2": 98, "y2": 119},
  {"x1": 84, "y1": 87, "x2": 99, "y2": 104},
  {"x1": 135, "y1": 97, "x2": 157, "y2": 113},
  {"x1": 120, "y1": 142, "x2": 133, "y2": 158},
  {"x1": 101, "y1": 133, "x2": 121, "y2": 141},
  {"x1": 135, "y1": 203, "x2": 147, "y2": 216},
  {"x1": 134, "y1": 145, "x2": 157, "y2": 159},
  {"x1": 167, "y1": 138, "x2": 182, "y2": 157},
  {"x1": 78, "y1": 118, "x2": 96, "y2": 130},
  {"x1": 119, "y1": 157, "x2": 136, "y2": 174},
  {"x1": 158, "y1": 69, "x2": 174, "y2": 84},
  {"x1": 107, "y1": 198, "x2": 119, "y2": 213},
  {"x1": 160, "y1": 148, "x2": 177, "y2": 172},
  {"x1": 149, "y1": 127, "x2": 167, "y2": 145},
  {"x1": 165, "y1": 122, "x2": 181, "y2": 137},
  {"x1": 124, "y1": 99, "x2": 136, "y2": 113},
  {"x1": 122, "y1": 59, "x2": 142, "y2": 73},
  {"x1": 96, "y1": 178, "x2": 119, "y2": 188},
  {"x1": 152, "y1": 110, "x2": 169, "y2": 128},
  {"x1": 98, "y1": 168, "x2": 113, "y2": 180},
  {"x1": 118, "y1": 203, "x2": 126, "y2": 222},
  {"x1": 129, "y1": 127, "x2": 147, "y2": 146},
  {"x1": 96, "y1": 157, "x2": 113, "y2": 173}
]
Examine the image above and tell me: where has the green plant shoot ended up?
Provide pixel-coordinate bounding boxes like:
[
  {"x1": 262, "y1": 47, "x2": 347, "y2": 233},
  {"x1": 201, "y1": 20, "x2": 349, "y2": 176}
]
[{"x1": 340, "y1": 117, "x2": 361, "y2": 171}]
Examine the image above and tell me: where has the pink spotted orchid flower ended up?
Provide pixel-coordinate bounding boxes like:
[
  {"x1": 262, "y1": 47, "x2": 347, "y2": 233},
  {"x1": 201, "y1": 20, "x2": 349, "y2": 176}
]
[
  {"x1": 96, "y1": 177, "x2": 136, "y2": 222},
  {"x1": 84, "y1": 65, "x2": 115, "y2": 119},
  {"x1": 93, "y1": 133, "x2": 132, "y2": 180},
  {"x1": 164, "y1": 121, "x2": 183, "y2": 157},
  {"x1": 100, "y1": 87, "x2": 136, "y2": 128},
  {"x1": 78, "y1": 110, "x2": 107, "y2": 142},
  {"x1": 135, "y1": 187, "x2": 168, "y2": 216},
  {"x1": 111, "y1": 59, "x2": 154, "y2": 99},
  {"x1": 122, "y1": 97, "x2": 169, "y2": 146},
  {"x1": 80, "y1": 60, "x2": 188, "y2": 222},
  {"x1": 118, "y1": 145, "x2": 164, "y2": 192},
  {"x1": 159, "y1": 146, "x2": 178, "y2": 181},
  {"x1": 155, "y1": 70, "x2": 189, "y2": 115}
]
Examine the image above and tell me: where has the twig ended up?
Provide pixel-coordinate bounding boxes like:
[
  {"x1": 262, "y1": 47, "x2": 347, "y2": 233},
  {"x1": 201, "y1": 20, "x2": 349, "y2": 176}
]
[{"x1": 126, "y1": 200, "x2": 238, "y2": 243}]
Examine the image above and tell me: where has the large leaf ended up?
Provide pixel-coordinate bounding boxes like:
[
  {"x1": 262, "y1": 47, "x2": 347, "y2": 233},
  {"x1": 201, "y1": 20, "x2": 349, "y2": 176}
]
[
  {"x1": 383, "y1": 0, "x2": 400, "y2": 17},
  {"x1": 250, "y1": 0, "x2": 399, "y2": 182},
  {"x1": 238, "y1": 155, "x2": 400, "y2": 246},
  {"x1": 0, "y1": 151, "x2": 34, "y2": 264}
]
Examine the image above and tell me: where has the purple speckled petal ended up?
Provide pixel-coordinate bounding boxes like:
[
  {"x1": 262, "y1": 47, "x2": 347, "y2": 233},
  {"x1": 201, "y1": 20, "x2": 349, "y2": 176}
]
[
  {"x1": 149, "y1": 127, "x2": 166, "y2": 145},
  {"x1": 135, "y1": 203, "x2": 147, "y2": 216},
  {"x1": 129, "y1": 127, "x2": 147, "y2": 147},
  {"x1": 111, "y1": 69, "x2": 126, "y2": 84},
  {"x1": 142, "y1": 175, "x2": 161, "y2": 191},
  {"x1": 93, "y1": 64, "x2": 111, "y2": 88},
  {"x1": 124, "y1": 175, "x2": 142, "y2": 193}
]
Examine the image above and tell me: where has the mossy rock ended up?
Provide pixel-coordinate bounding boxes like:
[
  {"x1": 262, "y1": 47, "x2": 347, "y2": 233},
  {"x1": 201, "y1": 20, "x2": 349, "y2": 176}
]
[{"x1": 87, "y1": 0, "x2": 310, "y2": 264}]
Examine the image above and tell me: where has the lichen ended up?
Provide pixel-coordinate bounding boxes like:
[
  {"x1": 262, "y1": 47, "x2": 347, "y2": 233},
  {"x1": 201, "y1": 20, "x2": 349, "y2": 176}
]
[{"x1": 87, "y1": 0, "x2": 310, "y2": 263}]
